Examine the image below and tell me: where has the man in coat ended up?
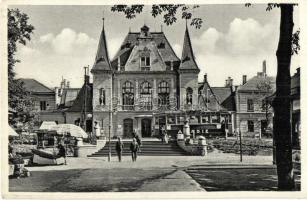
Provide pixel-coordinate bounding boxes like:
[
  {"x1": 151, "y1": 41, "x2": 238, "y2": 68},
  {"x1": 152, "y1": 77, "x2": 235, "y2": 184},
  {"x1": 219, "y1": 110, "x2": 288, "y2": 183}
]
[
  {"x1": 130, "y1": 138, "x2": 139, "y2": 162},
  {"x1": 58, "y1": 143, "x2": 67, "y2": 165},
  {"x1": 115, "y1": 137, "x2": 124, "y2": 162}
]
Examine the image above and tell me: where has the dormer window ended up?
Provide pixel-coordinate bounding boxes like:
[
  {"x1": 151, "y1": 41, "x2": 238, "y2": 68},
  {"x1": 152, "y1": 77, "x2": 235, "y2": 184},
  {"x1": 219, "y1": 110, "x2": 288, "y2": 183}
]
[
  {"x1": 158, "y1": 42, "x2": 165, "y2": 49},
  {"x1": 141, "y1": 56, "x2": 150, "y2": 66}
]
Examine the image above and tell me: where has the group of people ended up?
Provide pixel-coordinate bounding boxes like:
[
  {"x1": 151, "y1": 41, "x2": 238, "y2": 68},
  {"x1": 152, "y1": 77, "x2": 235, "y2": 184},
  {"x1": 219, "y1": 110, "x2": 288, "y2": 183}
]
[{"x1": 115, "y1": 130, "x2": 142, "y2": 162}]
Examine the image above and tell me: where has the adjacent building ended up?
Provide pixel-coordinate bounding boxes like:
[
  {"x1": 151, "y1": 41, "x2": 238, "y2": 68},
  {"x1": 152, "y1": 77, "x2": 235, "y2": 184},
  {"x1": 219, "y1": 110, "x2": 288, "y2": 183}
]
[
  {"x1": 235, "y1": 61, "x2": 275, "y2": 138},
  {"x1": 19, "y1": 78, "x2": 56, "y2": 112},
  {"x1": 291, "y1": 67, "x2": 300, "y2": 149}
]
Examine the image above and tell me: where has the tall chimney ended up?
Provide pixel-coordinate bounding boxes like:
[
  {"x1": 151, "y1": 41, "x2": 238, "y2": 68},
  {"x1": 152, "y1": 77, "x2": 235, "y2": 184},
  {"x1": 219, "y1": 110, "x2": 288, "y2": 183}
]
[
  {"x1": 84, "y1": 66, "x2": 89, "y2": 84},
  {"x1": 229, "y1": 77, "x2": 233, "y2": 87},
  {"x1": 204, "y1": 73, "x2": 207, "y2": 83},
  {"x1": 262, "y1": 60, "x2": 266, "y2": 75},
  {"x1": 242, "y1": 75, "x2": 247, "y2": 85},
  {"x1": 225, "y1": 77, "x2": 233, "y2": 87},
  {"x1": 66, "y1": 81, "x2": 70, "y2": 88}
]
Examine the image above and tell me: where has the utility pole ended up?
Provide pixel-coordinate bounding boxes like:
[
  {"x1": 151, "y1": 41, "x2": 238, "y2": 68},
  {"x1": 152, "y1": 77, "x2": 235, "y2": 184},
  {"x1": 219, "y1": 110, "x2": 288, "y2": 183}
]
[
  {"x1": 239, "y1": 130, "x2": 242, "y2": 162},
  {"x1": 108, "y1": 72, "x2": 114, "y2": 162}
]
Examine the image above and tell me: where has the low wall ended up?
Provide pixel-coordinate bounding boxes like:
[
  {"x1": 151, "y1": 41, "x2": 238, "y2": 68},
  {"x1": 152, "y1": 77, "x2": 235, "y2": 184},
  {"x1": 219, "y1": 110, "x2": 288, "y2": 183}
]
[
  {"x1": 74, "y1": 139, "x2": 106, "y2": 157},
  {"x1": 75, "y1": 145, "x2": 97, "y2": 157},
  {"x1": 177, "y1": 139, "x2": 208, "y2": 156},
  {"x1": 96, "y1": 139, "x2": 107, "y2": 151}
]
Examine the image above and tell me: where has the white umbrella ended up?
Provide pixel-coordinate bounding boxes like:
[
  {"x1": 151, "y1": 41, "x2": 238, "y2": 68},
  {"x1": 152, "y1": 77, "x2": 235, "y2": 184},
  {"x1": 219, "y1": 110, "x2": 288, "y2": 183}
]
[
  {"x1": 39, "y1": 121, "x2": 57, "y2": 130},
  {"x1": 9, "y1": 126, "x2": 19, "y2": 136},
  {"x1": 51, "y1": 124, "x2": 88, "y2": 138}
]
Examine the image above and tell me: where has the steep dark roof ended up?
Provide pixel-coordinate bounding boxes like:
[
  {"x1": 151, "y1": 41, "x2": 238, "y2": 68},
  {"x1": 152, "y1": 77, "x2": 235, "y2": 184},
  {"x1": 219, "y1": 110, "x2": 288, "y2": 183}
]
[
  {"x1": 19, "y1": 78, "x2": 54, "y2": 94},
  {"x1": 111, "y1": 31, "x2": 180, "y2": 69},
  {"x1": 179, "y1": 26, "x2": 200, "y2": 72},
  {"x1": 68, "y1": 83, "x2": 92, "y2": 112},
  {"x1": 58, "y1": 88, "x2": 80, "y2": 108},
  {"x1": 211, "y1": 87, "x2": 235, "y2": 111},
  {"x1": 211, "y1": 87, "x2": 232, "y2": 104},
  {"x1": 238, "y1": 75, "x2": 275, "y2": 92},
  {"x1": 198, "y1": 81, "x2": 235, "y2": 111},
  {"x1": 92, "y1": 22, "x2": 112, "y2": 72}
]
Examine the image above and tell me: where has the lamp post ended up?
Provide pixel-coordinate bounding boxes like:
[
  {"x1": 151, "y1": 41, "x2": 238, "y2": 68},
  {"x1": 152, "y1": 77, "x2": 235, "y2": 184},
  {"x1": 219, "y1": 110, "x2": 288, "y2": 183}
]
[
  {"x1": 108, "y1": 72, "x2": 115, "y2": 162},
  {"x1": 108, "y1": 107, "x2": 111, "y2": 162}
]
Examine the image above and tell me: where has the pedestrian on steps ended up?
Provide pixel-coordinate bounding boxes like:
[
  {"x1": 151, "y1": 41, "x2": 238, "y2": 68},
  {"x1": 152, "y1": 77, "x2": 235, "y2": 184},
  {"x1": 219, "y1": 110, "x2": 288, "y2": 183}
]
[
  {"x1": 135, "y1": 134, "x2": 142, "y2": 152},
  {"x1": 130, "y1": 138, "x2": 139, "y2": 162},
  {"x1": 115, "y1": 137, "x2": 124, "y2": 162}
]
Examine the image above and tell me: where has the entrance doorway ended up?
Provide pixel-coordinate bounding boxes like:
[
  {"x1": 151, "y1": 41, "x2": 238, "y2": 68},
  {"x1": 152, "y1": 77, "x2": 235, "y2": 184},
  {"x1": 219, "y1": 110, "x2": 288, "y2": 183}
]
[
  {"x1": 141, "y1": 118, "x2": 152, "y2": 137},
  {"x1": 123, "y1": 118, "x2": 133, "y2": 138}
]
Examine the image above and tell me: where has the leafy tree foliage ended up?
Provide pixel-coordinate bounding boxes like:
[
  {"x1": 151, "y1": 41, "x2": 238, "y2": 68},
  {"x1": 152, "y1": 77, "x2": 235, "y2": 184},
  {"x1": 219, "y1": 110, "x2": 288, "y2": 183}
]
[
  {"x1": 8, "y1": 8, "x2": 35, "y2": 128},
  {"x1": 111, "y1": 4, "x2": 203, "y2": 29}
]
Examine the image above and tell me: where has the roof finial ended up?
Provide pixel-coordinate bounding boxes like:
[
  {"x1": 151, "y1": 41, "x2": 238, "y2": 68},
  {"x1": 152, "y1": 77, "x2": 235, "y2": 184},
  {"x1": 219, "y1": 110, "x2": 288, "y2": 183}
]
[
  {"x1": 102, "y1": 10, "x2": 105, "y2": 30},
  {"x1": 185, "y1": 18, "x2": 188, "y2": 28}
]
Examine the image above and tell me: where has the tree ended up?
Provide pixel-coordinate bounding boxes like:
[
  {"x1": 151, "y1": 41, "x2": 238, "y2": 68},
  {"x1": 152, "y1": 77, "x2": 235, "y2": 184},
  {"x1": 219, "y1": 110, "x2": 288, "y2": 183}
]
[
  {"x1": 110, "y1": 3, "x2": 299, "y2": 190},
  {"x1": 257, "y1": 80, "x2": 273, "y2": 138},
  {"x1": 8, "y1": 8, "x2": 35, "y2": 126},
  {"x1": 111, "y1": 5, "x2": 203, "y2": 28},
  {"x1": 272, "y1": 4, "x2": 295, "y2": 190}
]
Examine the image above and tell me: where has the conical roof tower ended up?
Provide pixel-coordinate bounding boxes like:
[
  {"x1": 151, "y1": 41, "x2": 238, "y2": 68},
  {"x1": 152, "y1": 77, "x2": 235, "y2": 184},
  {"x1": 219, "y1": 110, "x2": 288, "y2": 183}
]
[
  {"x1": 179, "y1": 24, "x2": 200, "y2": 72},
  {"x1": 91, "y1": 18, "x2": 112, "y2": 72}
]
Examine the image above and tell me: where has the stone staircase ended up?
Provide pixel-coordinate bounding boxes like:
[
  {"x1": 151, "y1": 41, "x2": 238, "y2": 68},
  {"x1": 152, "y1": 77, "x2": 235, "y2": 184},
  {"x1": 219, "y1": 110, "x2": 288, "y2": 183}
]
[{"x1": 88, "y1": 140, "x2": 188, "y2": 157}]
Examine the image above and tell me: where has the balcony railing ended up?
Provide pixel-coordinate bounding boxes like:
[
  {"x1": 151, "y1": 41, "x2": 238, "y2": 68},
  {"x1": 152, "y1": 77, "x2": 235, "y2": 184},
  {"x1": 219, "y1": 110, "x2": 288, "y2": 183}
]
[{"x1": 122, "y1": 105, "x2": 135, "y2": 110}]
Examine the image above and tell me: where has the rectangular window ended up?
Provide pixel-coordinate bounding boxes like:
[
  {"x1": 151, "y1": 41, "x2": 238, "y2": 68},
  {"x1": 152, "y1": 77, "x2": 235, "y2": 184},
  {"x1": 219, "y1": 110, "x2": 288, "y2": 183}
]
[
  {"x1": 40, "y1": 101, "x2": 46, "y2": 111},
  {"x1": 99, "y1": 88, "x2": 105, "y2": 105},
  {"x1": 248, "y1": 120, "x2": 254, "y2": 132},
  {"x1": 141, "y1": 57, "x2": 146, "y2": 66},
  {"x1": 247, "y1": 99, "x2": 254, "y2": 112},
  {"x1": 145, "y1": 57, "x2": 150, "y2": 66},
  {"x1": 141, "y1": 56, "x2": 150, "y2": 67}
]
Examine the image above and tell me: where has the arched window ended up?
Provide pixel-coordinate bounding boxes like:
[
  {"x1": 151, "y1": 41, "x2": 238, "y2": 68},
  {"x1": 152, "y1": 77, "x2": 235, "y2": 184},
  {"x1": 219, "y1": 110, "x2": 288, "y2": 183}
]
[
  {"x1": 122, "y1": 81, "x2": 134, "y2": 110},
  {"x1": 140, "y1": 81, "x2": 152, "y2": 110},
  {"x1": 99, "y1": 88, "x2": 105, "y2": 105},
  {"x1": 186, "y1": 87, "x2": 193, "y2": 105},
  {"x1": 158, "y1": 81, "x2": 170, "y2": 106}
]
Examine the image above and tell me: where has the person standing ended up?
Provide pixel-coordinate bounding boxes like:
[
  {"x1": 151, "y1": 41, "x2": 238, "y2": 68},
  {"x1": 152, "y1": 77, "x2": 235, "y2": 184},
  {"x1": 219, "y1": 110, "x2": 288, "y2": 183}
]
[
  {"x1": 164, "y1": 130, "x2": 169, "y2": 144},
  {"x1": 94, "y1": 121, "x2": 101, "y2": 140},
  {"x1": 130, "y1": 138, "x2": 139, "y2": 162},
  {"x1": 115, "y1": 137, "x2": 124, "y2": 162},
  {"x1": 135, "y1": 134, "x2": 142, "y2": 152},
  {"x1": 58, "y1": 143, "x2": 67, "y2": 165}
]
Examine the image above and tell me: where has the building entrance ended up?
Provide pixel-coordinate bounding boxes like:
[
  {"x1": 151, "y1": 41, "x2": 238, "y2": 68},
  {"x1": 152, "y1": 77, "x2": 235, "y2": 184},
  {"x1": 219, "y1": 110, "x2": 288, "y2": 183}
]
[
  {"x1": 141, "y1": 118, "x2": 152, "y2": 137},
  {"x1": 123, "y1": 118, "x2": 133, "y2": 138}
]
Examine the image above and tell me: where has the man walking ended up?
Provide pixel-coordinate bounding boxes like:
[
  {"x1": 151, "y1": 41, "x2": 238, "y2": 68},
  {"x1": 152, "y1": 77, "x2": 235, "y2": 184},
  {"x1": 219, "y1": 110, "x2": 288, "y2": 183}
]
[
  {"x1": 58, "y1": 142, "x2": 67, "y2": 165},
  {"x1": 115, "y1": 137, "x2": 124, "y2": 162},
  {"x1": 135, "y1": 134, "x2": 142, "y2": 152},
  {"x1": 130, "y1": 138, "x2": 139, "y2": 162}
]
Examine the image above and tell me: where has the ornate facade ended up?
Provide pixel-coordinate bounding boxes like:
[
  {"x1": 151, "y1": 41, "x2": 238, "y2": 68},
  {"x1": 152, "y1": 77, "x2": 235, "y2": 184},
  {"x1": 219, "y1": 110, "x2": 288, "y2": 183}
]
[{"x1": 91, "y1": 23, "x2": 200, "y2": 138}]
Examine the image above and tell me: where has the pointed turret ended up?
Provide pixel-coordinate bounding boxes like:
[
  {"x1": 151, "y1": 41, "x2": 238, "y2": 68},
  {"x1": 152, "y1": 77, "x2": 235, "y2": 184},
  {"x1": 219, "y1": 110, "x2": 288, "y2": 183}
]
[
  {"x1": 91, "y1": 18, "x2": 112, "y2": 72},
  {"x1": 179, "y1": 25, "x2": 200, "y2": 72}
]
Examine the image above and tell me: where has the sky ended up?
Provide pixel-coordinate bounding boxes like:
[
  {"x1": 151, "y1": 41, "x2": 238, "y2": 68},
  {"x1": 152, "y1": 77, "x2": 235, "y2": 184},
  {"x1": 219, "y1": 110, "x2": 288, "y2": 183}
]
[{"x1": 11, "y1": 4, "x2": 300, "y2": 88}]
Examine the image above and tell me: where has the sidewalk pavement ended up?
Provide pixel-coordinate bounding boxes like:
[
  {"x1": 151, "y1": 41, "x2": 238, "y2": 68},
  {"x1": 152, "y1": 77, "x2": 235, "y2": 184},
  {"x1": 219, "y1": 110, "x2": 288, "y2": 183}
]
[{"x1": 27, "y1": 150, "x2": 274, "y2": 172}]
